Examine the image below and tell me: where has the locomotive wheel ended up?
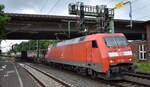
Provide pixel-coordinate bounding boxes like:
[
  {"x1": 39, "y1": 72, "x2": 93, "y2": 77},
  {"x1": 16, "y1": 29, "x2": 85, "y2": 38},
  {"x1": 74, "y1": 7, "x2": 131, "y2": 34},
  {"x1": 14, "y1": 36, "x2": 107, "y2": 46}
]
[
  {"x1": 58, "y1": 65, "x2": 62, "y2": 70},
  {"x1": 91, "y1": 71, "x2": 97, "y2": 79},
  {"x1": 105, "y1": 70, "x2": 111, "y2": 80}
]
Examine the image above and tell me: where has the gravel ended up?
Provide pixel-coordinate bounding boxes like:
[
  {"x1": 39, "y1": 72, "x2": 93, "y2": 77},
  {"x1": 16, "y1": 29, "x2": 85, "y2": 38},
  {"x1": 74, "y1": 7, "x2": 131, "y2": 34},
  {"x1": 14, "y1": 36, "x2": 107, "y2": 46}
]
[{"x1": 26, "y1": 63, "x2": 115, "y2": 87}]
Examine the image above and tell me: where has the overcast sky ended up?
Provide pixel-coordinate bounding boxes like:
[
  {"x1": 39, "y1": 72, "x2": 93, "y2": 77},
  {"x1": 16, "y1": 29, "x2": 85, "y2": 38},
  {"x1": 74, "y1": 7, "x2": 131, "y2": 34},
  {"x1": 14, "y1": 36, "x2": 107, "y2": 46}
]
[
  {"x1": 1, "y1": 0, "x2": 149, "y2": 20},
  {"x1": 0, "y1": 0, "x2": 150, "y2": 52},
  {"x1": 1, "y1": 40, "x2": 28, "y2": 52}
]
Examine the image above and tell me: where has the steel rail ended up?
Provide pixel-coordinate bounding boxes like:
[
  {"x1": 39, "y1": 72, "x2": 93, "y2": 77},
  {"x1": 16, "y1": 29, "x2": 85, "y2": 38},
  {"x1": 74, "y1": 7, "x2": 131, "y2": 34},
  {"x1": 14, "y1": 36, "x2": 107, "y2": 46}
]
[{"x1": 23, "y1": 63, "x2": 73, "y2": 87}]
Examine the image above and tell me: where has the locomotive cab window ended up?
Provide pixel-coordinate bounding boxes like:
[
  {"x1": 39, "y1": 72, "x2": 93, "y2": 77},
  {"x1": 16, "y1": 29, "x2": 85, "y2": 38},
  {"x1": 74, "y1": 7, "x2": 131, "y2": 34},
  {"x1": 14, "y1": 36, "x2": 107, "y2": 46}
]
[
  {"x1": 104, "y1": 36, "x2": 128, "y2": 47},
  {"x1": 92, "y1": 40, "x2": 98, "y2": 48}
]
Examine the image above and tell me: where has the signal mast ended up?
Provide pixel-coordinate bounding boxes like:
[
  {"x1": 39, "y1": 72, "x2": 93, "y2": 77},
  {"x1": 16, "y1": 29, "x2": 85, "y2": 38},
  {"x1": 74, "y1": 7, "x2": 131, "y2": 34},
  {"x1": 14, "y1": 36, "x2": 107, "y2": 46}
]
[{"x1": 69, "y1": 2, "x2": 114, "y2": 34}]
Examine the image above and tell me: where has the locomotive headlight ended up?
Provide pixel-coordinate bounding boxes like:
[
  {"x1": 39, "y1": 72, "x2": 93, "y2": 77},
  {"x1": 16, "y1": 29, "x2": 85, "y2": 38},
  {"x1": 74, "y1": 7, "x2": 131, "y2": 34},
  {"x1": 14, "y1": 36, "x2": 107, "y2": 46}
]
[
  {"x1": 129, "y1": 58, "x2": 132, "y2": 61},
  {"x1": 109, "y1": 60, "x2": 114, "y2": 63},
  {"x1": 108, "y1": 52, "x2": 119, "y2": 57}
]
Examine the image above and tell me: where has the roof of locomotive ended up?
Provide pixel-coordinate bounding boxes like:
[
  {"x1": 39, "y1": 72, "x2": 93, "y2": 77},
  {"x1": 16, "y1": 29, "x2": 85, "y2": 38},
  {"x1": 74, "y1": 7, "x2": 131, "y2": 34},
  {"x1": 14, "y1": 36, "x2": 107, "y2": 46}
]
[
  {"x1": 52, "y1": 33, "x2": 124, "y2": 47},
  {"x1": 85, "y1": 33, "x2": 124, "y2": 41}
]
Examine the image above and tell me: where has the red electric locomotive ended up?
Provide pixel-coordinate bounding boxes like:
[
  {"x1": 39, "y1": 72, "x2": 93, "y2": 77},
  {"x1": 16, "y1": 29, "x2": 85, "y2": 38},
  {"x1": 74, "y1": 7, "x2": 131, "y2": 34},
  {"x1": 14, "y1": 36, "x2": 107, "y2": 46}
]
[{"x1": 47, "y1": 33, "x2": 135, "y2": 80}]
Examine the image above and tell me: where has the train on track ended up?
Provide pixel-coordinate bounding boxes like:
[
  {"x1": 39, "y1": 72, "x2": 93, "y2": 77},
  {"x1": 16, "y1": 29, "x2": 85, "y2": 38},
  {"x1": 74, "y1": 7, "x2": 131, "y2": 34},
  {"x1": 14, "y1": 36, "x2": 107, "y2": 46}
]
[{"x1": 16, "y1": 33, "x2": 136, "y2": 80}]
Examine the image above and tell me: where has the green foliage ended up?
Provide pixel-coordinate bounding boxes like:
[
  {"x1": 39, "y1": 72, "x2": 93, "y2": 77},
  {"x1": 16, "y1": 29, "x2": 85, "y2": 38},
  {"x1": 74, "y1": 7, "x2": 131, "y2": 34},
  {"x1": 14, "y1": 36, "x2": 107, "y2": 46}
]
[
  {"x1": 0, "y1": 4, "x2": 10, "y2": 40},
  {"x1": 134, "y1": 61, "x2": 150, "y2": 72},
  {"x1": 10, "y1": 40, "x2": 58, "y2": 53}
]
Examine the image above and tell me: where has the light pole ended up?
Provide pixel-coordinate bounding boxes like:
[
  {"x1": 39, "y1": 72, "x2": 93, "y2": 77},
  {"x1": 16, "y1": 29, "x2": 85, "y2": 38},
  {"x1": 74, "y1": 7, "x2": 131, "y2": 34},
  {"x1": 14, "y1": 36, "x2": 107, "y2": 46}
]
[
  {"x1": 37, "y1": 40, "x2": 39, "y2": 58},
  {"x1": 129, "y1": 1, "x2": 133, "y2": 28},
  {"x1": 124, "y1": 1, "x2": 133, "y2": 28}
]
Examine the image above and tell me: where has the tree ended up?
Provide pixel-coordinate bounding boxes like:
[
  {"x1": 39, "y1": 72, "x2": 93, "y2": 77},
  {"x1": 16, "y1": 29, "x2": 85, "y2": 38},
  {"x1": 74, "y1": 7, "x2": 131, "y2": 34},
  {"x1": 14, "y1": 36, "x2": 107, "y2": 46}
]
[
  {"x1": 8, "y1": 40, "x2": 59, "y2": 53},
  {"x1": 0, "y1": 4, "x2": 10, "y2": 43}
]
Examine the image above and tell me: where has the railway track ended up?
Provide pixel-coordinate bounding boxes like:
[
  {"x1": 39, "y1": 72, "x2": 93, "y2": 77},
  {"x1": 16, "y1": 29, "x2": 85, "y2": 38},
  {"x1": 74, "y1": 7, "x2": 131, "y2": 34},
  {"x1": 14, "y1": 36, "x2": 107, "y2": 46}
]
[
  {"x1": 18, "y1": 62, "x2": 150, "y2": 87},
  {"x1": 122, "y1": 72, "x2": 150, "y2": 87},
  {"x1": 21, "y1": 63, "x2": 116, "y2": 87},
  {"x1": 19, "y1": 63, "x2": 73, "y2": 87},
  {"x1": 124, "y1": 72, "x2": 150, "y2": 80},
  {"x1": 108, "y1": 81, "x2": 147, "y2": 87},
  {"x1": 135, "y1": 71, "x2": 150, "y2": 77}
]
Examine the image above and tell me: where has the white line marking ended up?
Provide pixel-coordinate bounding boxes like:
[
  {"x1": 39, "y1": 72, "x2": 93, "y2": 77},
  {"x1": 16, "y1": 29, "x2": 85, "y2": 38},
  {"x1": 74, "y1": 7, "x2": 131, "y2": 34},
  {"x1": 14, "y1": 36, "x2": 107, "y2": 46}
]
[{"x1": 12, "y1": 62, "x2": 24, "y2": 87}]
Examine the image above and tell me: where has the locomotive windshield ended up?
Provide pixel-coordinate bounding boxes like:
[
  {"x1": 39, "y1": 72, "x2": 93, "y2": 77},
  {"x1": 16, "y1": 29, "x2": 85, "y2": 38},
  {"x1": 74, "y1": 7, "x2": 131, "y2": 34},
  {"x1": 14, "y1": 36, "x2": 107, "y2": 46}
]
[{"x1": 104, "y1": 36, "x2": 128, "y2": 47}]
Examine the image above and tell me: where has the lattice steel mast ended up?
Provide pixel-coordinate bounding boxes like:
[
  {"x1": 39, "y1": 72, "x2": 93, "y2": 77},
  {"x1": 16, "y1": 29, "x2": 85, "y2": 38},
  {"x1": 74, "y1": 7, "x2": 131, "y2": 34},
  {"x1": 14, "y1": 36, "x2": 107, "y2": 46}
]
[{"x1": 69, "y1": 2, "x2": 114, "y2": 34}]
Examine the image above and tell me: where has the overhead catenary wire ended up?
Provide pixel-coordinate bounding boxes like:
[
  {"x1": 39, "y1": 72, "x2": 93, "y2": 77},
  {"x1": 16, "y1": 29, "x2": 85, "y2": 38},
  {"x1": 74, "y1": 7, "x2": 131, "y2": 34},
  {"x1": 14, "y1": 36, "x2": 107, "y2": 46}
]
[
  {"x1": 48, "y1": 0, "x2": 61, "y2": 14},
  {"x1": 40, "y1": 0, "x2": 49, "y2": 12}
]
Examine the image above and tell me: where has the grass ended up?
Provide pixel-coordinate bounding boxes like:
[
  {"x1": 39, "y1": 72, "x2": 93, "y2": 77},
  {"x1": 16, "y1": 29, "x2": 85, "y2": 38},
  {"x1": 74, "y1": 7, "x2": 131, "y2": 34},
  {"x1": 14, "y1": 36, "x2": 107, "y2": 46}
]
[{"x1": 134, "y1": 61, "x2": 150, "y2": 72}]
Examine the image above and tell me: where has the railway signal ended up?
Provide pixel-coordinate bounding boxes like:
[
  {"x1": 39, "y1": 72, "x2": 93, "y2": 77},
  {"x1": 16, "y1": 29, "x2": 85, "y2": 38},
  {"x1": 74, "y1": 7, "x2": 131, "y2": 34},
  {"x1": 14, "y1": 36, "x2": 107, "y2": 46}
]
[{"x1": 68, "y1": 2, "x2": 114, "y2": 34}]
